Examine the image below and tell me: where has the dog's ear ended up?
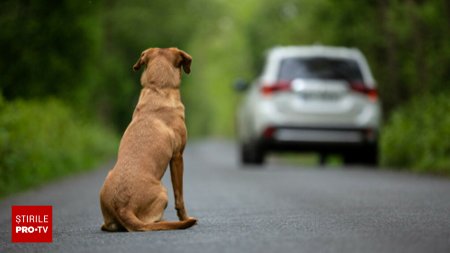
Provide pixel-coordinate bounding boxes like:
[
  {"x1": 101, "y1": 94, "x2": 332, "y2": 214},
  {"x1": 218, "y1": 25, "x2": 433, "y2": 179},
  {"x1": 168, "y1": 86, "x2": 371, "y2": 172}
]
[
  {"x1": 133, "y1": 52, "x2": 145, "y2": 71},
  {"x1": 134, "y1": 49, "x2": 154, "y2": 71},
  {"x1": 178, "y1": 50, "x2": 192, "y2": 74}
]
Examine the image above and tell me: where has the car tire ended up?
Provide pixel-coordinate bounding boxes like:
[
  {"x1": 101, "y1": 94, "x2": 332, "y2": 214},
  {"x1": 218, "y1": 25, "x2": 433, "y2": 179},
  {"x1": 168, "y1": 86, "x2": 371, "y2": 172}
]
[{"x1": 240, "y1": 141, "x2": 265, "y2": 165}]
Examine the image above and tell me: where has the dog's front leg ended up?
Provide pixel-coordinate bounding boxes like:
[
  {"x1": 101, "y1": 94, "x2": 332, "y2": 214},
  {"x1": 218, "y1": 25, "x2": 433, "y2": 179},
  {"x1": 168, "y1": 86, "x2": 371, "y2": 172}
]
[{"x1": 170, "y1": 154, "x2": 189, "y2": 221}]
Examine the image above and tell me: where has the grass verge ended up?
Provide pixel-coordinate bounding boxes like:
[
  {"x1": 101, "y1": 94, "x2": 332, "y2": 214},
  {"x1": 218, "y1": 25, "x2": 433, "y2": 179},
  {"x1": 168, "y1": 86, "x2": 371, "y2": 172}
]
[
  {"x1": 0, "y1": 96, "x2": 118, "y2": 197},
  {"x1": 381, "y1": 92, "x2": 450, "y2": 175}
]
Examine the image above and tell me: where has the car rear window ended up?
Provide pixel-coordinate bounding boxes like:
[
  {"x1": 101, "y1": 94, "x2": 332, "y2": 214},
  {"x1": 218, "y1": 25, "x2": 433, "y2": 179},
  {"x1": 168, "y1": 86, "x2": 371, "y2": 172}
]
[{"x1": 278, "y1": 57, "x2": 364, "y2": 82}]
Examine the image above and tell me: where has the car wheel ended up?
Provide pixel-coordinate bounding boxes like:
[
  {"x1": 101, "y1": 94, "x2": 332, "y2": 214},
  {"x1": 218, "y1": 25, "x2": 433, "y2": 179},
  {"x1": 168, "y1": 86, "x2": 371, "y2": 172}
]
[{"x1": 240, "y1": 141, "x2": 265, "y2": 165}]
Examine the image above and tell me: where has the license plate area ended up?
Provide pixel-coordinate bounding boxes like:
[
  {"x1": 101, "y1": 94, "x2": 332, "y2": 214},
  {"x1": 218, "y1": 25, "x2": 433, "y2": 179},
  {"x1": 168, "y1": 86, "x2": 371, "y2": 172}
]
[{"x1": 298, "y1": 91, "x2": 341, "y2": 101}]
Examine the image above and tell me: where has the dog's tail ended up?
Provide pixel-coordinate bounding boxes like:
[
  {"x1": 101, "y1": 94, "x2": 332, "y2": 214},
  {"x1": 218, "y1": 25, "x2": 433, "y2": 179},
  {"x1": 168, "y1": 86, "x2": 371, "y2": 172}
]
[{"x1": 118, "y1": 209, "x2": 197, "y2": 231}]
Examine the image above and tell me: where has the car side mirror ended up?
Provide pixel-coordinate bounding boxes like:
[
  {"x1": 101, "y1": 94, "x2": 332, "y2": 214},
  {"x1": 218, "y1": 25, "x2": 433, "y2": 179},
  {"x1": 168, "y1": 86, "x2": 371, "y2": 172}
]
[{"x1": 234, "y1": 79, "x2": 249, "y2": 92}]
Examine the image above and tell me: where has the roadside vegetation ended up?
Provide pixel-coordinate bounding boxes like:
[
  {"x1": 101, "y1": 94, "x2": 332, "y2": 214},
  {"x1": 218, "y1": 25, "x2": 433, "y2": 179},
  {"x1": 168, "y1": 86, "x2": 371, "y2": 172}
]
[
  {"x1": 0, "y1": 96, "x2": 117, "y2": 197},
  {"x1": 0, "y1": 0, "x2": 448, "y2": 196},
  {"x1": 381, "y1": 93, "x2": 450, "y2": 175}
]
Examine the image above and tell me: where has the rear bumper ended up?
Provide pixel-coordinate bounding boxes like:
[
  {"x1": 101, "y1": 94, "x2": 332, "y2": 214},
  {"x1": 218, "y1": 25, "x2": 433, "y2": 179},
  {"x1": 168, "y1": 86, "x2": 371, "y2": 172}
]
[{"x1": 259, "y1": 126, "x2": 378, "y2": 153}]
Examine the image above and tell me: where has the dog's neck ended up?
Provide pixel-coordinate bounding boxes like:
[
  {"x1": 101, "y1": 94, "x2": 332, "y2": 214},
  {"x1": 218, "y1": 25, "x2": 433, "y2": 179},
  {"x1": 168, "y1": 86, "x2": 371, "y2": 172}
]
[
  {"x1": 135, "y1": 85, "x2": 184, "y2": 113},
  {"x1": 140, "y1": 60, "x2": 181, "y2": 89},
  {"x1": 140, "y1": 86, "x2": 182, "y2": 101}
]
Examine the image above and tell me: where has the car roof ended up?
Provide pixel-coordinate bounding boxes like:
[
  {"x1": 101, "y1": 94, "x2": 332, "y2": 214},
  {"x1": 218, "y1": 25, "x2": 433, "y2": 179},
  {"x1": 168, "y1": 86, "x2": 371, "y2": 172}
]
[{"x1": 262, "y1": 45, "x2": 376, "y2": 86}]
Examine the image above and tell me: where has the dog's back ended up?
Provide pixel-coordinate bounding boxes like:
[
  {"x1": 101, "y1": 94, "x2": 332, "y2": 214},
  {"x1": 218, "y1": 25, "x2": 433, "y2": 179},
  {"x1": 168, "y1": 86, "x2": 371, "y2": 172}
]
[{"x1": 99, "y1": 48, "x2": 196, "y2": 232}]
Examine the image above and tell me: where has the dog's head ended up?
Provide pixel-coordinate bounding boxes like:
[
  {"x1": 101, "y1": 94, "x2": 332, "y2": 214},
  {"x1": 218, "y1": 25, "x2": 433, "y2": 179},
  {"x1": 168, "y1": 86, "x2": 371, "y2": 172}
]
[{"x1": 133, "y1": 47, "x2": 192, "y2": 74}]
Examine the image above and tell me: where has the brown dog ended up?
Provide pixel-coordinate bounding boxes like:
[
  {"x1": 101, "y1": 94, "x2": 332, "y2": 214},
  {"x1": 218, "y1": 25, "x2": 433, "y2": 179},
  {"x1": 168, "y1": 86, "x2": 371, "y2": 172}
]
[{"x1": 99, "y1": 47, "x2": 197, "y2": 232}]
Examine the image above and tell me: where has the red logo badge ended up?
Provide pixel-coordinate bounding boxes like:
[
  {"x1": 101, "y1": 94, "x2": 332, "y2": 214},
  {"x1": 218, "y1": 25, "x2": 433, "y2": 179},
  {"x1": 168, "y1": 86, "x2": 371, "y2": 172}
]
[{"x1": 11, "y1": 206, "x2": 52, "y2": 243}]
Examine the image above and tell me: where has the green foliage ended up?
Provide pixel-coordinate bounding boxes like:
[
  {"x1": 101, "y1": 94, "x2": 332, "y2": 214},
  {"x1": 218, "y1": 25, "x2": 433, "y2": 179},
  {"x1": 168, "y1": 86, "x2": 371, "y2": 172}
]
[
  {"x1": 0, "y1": 0, "x2": 102, "y2": 102},
  {"x1": 0, "y1": 97, "x2": 118, "y2": 196},
  {"x1": 182, "y1": 1, "x2": 253, "y2": 137},
  {"x1": 1, "y1": 0, "x2": 449, "y2": 179},
  {"x1": 381, "y1": 93, "x2": 450, "y2": 174}
]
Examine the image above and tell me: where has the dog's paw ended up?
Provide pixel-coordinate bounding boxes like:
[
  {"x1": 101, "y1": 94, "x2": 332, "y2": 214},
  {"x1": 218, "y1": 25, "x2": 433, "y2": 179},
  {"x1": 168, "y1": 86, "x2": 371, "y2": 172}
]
[{"x1": 186, "y1": 217, "x2": 198, "y2": 225}]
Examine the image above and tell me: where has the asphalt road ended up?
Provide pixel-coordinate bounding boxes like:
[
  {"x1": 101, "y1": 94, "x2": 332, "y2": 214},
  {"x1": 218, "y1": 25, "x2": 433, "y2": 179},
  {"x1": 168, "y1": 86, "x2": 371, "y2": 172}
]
[{"x1": 1, "y1": 139, "x2": 450, "y2": 253}]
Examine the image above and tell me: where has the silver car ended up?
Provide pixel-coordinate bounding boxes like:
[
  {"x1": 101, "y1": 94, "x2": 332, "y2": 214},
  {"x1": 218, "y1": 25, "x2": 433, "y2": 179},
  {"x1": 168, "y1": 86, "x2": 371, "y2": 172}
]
[{"x1": 235, "y1": 46, "x2": 381, "y2": 166}]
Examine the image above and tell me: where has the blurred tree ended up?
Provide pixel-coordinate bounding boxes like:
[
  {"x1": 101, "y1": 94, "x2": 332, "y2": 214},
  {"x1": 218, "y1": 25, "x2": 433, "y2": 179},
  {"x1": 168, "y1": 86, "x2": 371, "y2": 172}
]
[
  {"x1": 0, "y1": 0, "x2": 101, "y2": 102},
  {"x1": 1, "y1": 0, "x2": 449, "y2": 134}
]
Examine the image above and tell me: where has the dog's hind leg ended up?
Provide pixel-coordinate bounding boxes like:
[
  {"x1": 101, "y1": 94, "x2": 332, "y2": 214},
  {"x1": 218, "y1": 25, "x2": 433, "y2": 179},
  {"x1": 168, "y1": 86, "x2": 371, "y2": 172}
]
[
  {"x1": 101, "y1": 221, "x2": 126, "y2": 232},
  {"x1": 100, "y1": 197, "x2": 125, "y2": 232},
  {"x1": 118, "y1": 207, "x2": 196, "y2": 231},
  {"x1": 140, "y1": 188, "x2": 169, "y2": 224}
]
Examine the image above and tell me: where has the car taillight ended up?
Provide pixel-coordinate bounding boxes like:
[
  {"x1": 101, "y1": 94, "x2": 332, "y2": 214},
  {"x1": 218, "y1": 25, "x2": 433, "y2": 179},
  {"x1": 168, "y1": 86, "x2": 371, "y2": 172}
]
[
  {"x1": 349, "y1": 82, "x2": 378, "y2": 102},
  {"x1": 263, "y1": 127, "x2": 276, "y2": 139},
  {"x1": 261, "y1": 81, "x2": 291, "y2": 96}
]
